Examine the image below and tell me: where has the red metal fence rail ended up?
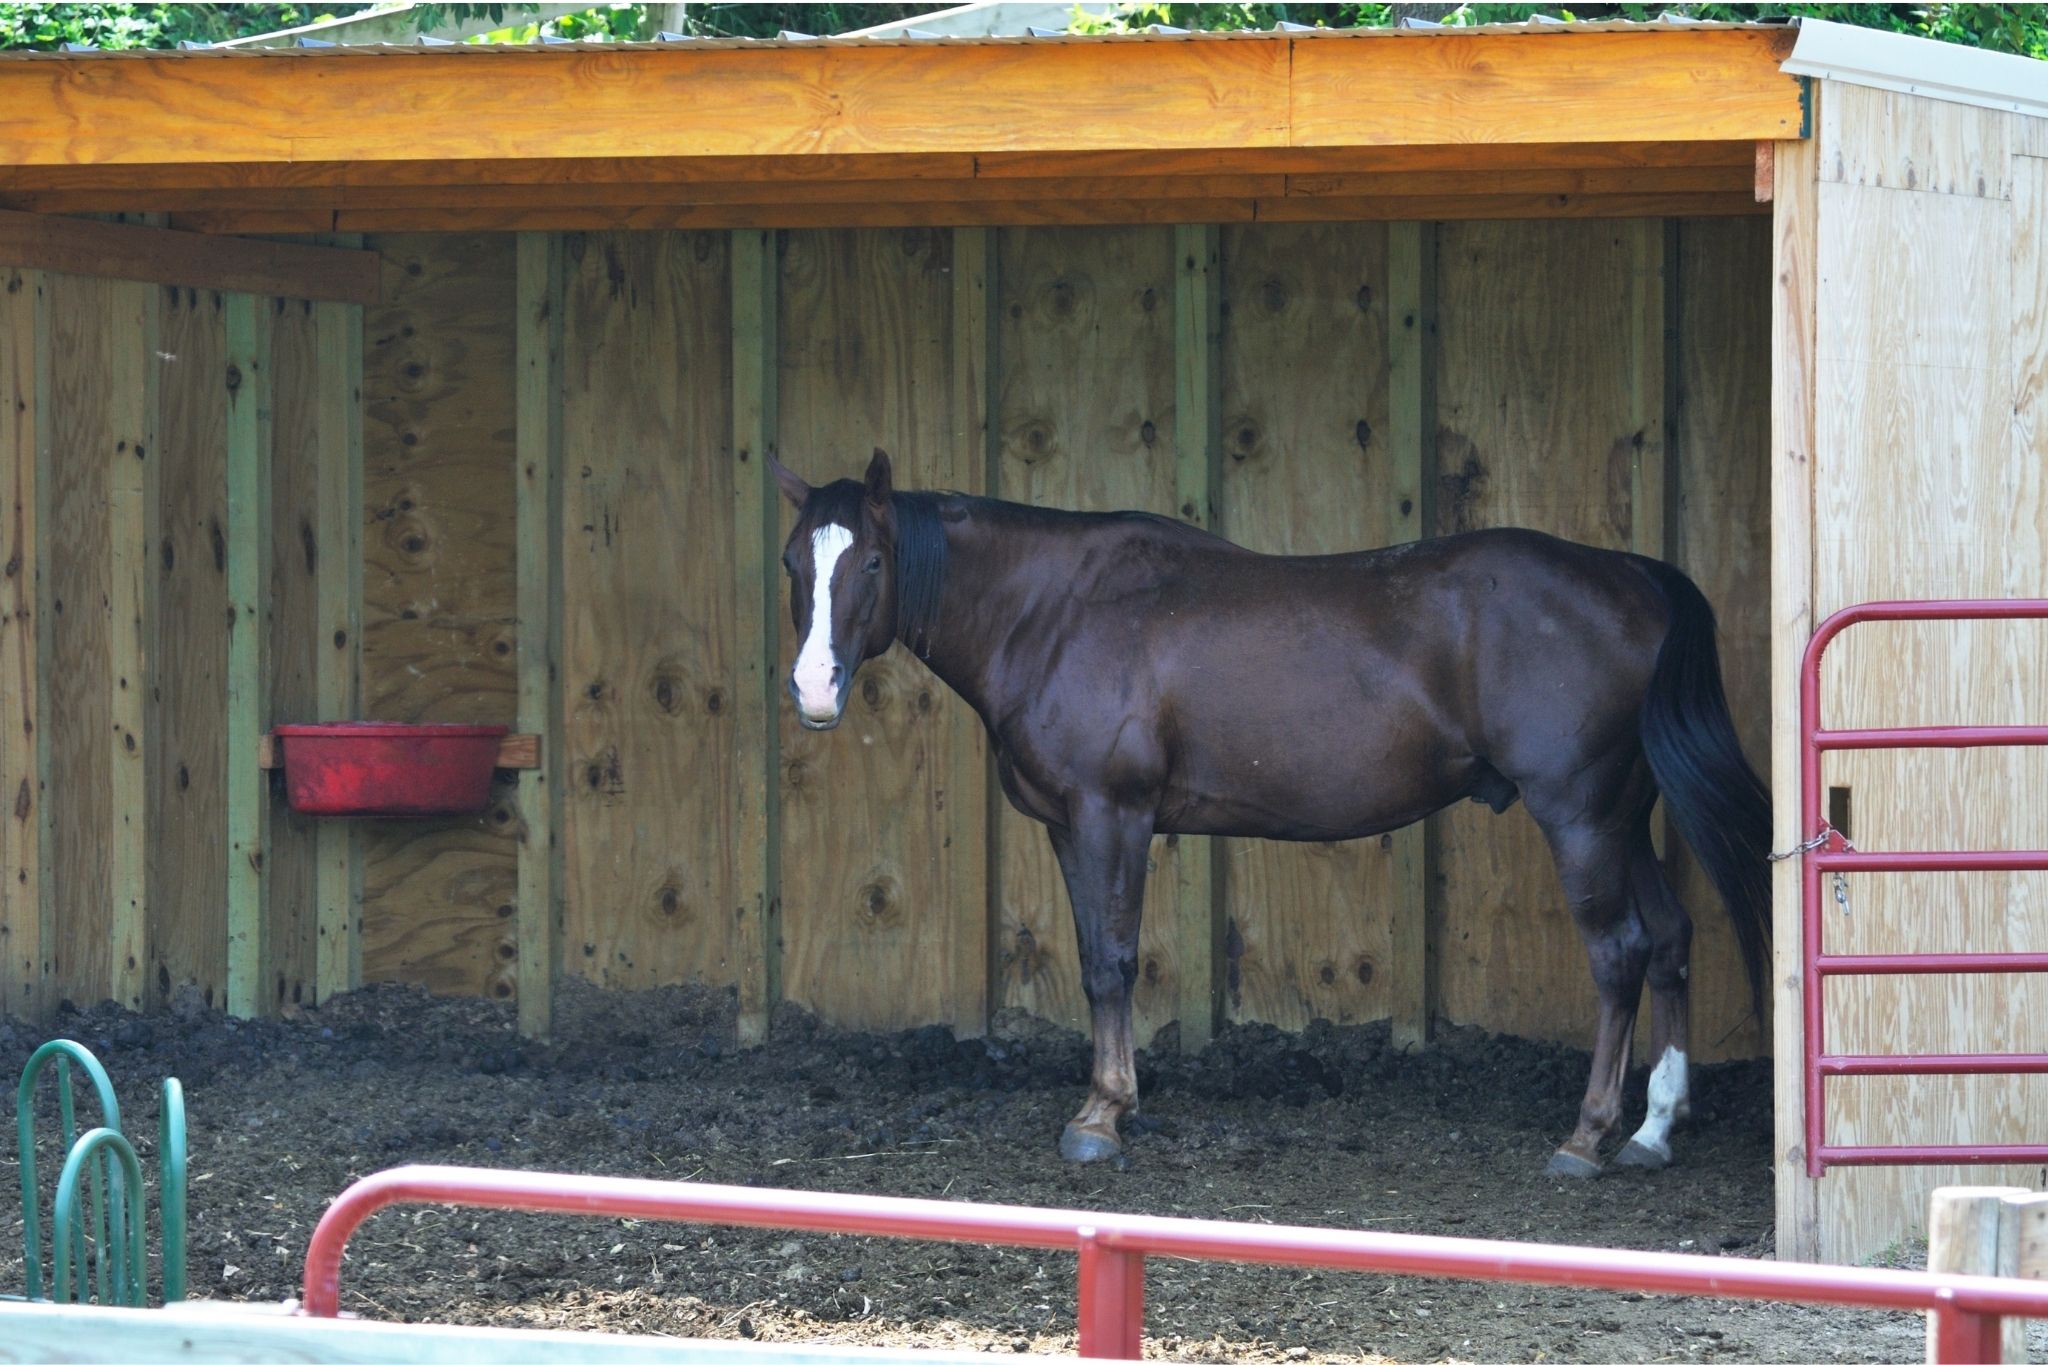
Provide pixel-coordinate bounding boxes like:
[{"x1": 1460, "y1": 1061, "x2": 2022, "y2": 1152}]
[
  {"x1": 303, "y1": 1164, "x2": 2048, "y2": 1362},
  {"x1": 1800, "y1": 600, "x2": 2048, "y2": 1176}
]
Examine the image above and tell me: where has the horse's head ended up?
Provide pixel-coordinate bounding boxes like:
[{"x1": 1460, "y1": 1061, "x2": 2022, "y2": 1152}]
[{"x1": 771, "y1": 448, "x2": 901, "y2": 731}]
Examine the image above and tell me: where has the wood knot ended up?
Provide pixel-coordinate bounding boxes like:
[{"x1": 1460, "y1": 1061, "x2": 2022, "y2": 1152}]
[
  {"x1": 1140, "y1": 420, "x2": 1157, "y2": 447},
  {"x1": 704, "y1": 689, "x2": 724, "y2": 716},
  {"x1": 1262, "y1": 277, "x2": 1289, "y2": 314},
  {"x1": 1356, "y1": 957, "x2": 1375, "y2": 985},
  {"x1": 856, "y1": 875, "x2": 902, "y2": 927},
  {"x1": 651, "y1": 671, "x2": 686, "y2": 716},
  {"x1": 656, "y1": 884, "x2": 685, "y2": 919},
  {"x1": 1318, "y1": 962, "x2": 1337, "y2": 987},
  {"x1": 861, "y1": 677, "x2": 883, "y2": 709}
]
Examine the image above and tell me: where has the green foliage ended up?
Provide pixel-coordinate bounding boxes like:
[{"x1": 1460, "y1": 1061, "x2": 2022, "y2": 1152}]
[
  {"x1": 0, "y1": 3, "x2": 374, "y2": 49},
  {"x1": 1075, "y1": 1, "x2": 2048, "y2": 58}
]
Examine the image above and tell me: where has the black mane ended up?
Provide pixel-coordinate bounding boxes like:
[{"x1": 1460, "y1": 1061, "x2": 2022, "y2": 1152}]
[{"x1": 892, "y1": 490, "x2": 947, "y2": 657}]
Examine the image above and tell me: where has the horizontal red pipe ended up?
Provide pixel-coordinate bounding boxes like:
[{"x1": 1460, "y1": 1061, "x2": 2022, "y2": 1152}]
[
  {"x1": 1820, "y1": 1144, "x2": 2048, "y2": 1167},
  {"x1": 1818, "y1": 953, "x2": 2048, "y2": 976},
  {"x1": 1815, "y1": 849, "x2": 2048, "y2": 873},
  {"x1": 1819, "y1": 1053, "x2": 2048, "y2": 1077},
  {"x1": 1816, "y1": 724, "x2": 2048, "y2": 750},
  {"x1": 301, "y1": 1165, "x2": 2048, "y2": 1330}
]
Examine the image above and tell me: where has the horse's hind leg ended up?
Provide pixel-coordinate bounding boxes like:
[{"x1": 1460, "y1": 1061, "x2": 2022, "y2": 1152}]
[
  {"x1": 1538, "y1": 818, "x2": 1650, "y2": 1179},
  {"x1": 1616, "y1": 838, "x2": 1693, "y2": 1169},
  {"x1": 1046, "y1": 796, "x2": 1154, "y2": 1163}
]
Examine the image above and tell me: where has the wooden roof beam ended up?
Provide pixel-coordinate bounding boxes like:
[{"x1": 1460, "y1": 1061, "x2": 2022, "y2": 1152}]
[
  {"x1": 0, "y1": 208, "x2": 378, "y2": 302},
  {"x1": 0, "y1": 31, "x2": 1801, "y2": 172}
]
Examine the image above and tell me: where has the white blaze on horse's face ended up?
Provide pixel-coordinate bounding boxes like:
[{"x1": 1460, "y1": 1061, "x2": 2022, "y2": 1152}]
[{"x1": 792, "y1": 523, "x2": 855, "y2": 725}]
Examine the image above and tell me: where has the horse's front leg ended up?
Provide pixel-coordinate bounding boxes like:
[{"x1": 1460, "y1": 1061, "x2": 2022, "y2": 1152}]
[{"x1": 1046, "y1": 797, "x2": 1154, "y2": 1164}]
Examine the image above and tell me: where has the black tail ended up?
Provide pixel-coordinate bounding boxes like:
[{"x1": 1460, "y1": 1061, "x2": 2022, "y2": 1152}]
[{"x1": 1639, "y1": 563, "x2": 1773, "y2": 1021}]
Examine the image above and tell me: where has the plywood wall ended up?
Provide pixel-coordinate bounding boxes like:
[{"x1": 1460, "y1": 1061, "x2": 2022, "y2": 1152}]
[
  {"x1": 1781, "y1": 87, "x2": 2048, "y2": 1264},
  {"x1": 0, "y1": 269, "x2": 358, "y2": 1020},
  {"x1": 775, "y1": 228, "x2": 988, "y2": 1034},
  {"x1": 557, "y1": 230, "x2": 736, "y2": 995},
  {"x1": 5, "y1": 216, "x2": 1777, "y2": 1088},
  {"x1": 358, "y1": 234, "x2": 521, "y2": 1001},
  {"x1": 1215, "y1": 222, "x2": 1397, "y2": 1031}
]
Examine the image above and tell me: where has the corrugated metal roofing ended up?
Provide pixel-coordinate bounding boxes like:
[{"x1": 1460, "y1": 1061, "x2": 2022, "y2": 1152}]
[{"x1": 0, "y1": 14, "x2": 1790, "y2": 59}]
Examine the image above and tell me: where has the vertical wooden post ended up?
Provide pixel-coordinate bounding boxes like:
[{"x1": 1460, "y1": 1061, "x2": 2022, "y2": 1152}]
[
  {"x1": 1769, "y1": 123, "x2": 1823, "y2": 1263},
  {"x1": 223, "y1": 292, "x2": 273, "y2": 1020},
  {"x1": 731, "y1": 227, "x2": 781, "y2": 1048},
  {"x1": 312, "y1": 274, "x2": 365, "y2": 1006},
  {"x1": 1385, "y1": 220, "x2": 1438, "y2": 1051},
  {"x1": 951, "y1": 226, "x2": 997, "y2": 1037},
  {"x1": 512, "y1": 233, "x2": 564, "y2": 1040},
  {"x1": 1628, "y1": 218, "x2": 1680, "y2": 873},
  {"x1": 1172, "y1": 222, "x2": 1221, "y2": 1052},
  {"x1": 0, "y1": 268, "x2": 50, "y2": 1020},
  {"x1": 106, "y1": 281, "x2": 157, "y2": 1013},
  {"x1": 1927, "y1": 1186, "x2": 2031, "y2": 1364}
]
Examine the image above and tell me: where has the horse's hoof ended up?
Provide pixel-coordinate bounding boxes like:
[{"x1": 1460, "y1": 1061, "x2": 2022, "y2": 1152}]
[
  {"x1": 1547, "y1": 1149, "x2": 1603, "y2": 1180},
  {"x1": 1615, "y1": 1140, "x2": 1670, "y2": 1170},
  {"x1": 1059, "y1": 1125, "x2": 1122, "y2": 1164}
]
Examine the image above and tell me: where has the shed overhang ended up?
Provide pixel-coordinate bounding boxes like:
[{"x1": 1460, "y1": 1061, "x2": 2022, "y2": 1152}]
[{"x1": 0, "y1": 25, "x2": 1804, "y2": 232}]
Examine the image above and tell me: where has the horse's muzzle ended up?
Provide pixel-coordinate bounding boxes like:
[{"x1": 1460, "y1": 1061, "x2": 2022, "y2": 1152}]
[{"x1": 789, "y1": 671, "x2": 847, "y2": 730}]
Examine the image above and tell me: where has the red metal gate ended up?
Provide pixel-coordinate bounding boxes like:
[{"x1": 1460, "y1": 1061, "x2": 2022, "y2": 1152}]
[
  {"x1": 302, "y1": 1164, "x2": 2048, "y2": 1362},
  {"x1": 1800, "y1": 600, "x2": 2048, "y2": 1176}
]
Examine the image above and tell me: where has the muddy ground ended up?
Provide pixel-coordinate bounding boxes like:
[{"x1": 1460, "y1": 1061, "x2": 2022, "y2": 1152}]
[{"x1": 2, "y1": 982, "x2": 1944, "y2": 1362}]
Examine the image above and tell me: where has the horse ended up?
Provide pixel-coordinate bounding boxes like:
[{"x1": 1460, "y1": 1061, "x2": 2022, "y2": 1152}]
[{"x1": 771, "y1": 448, "x2": 1771, "y2": 1178}]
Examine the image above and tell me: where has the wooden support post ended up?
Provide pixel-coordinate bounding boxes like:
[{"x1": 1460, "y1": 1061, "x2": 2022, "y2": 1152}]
[
  {"x1": 224, "y1": 292, "x2": 273, "y2": 1020},
  {"x1": 312, "y1": 257, "x2": 365, "y2": 1006},
  {"x1": 1629, "y1": 218, "x2": 1680, "y2": 872},
  {"x1": 0, "y1": 268, "x2": 50, "y2": 1020},
  {"x1": 730, "y1": 227, "x2": 781, "y2": 1048},
  {"x1": 1769, "y1": 124, "x2": 1822, "y2": 1263},
  {"x1": 951, "y1": 225, "x2": 996, "y2": 1038},
  {"x1": 1927, "y1": 1186, "x2": 2032, "y2": 1363},
  {"x1": 1171, "y1": 222, "x2": 1222, "y2": 1052},
  {"x1": 1385, "y1": 219, "x2": 1438, "y2": 1051},
  {"x1": 106, "y1": 281, "x2": 157, "y2": 1013},
  {"x1": 513, "y1": 232, "x2": 564, "y2": 1040}
]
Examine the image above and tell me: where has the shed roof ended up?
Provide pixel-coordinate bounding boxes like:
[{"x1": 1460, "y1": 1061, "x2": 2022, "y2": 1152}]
[{"x1": 0, "y1": 20, "x2": 1806, "y2": 232}]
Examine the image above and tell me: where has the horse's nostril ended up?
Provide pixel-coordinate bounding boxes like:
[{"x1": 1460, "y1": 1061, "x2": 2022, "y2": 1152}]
[{"x1": 830, "y1": 664, "x2": 846, "y2": 688}]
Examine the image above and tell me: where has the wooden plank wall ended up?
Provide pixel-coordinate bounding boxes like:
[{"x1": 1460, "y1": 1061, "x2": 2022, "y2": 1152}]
[
  {"x1": 357, "y1": 235, "x2": 521, "y2": 1002},
  {"x1": 1788, "y1": 88, "x2": 2048, "y2": 1265},
  {"x1": 1214, "y1": 222, "x2": 1397, "y2": 1032},
  {"x1": 0, "y1": 267, "x2": 358, "y2": 1021},
  {"x1": 775, "y1": 228, "x2": 987, "y2": 1034},
  {"x1": 4, "y1": 217, "x2": 1776, "y2": 1090},
  {"x1": 556, "y1": 230, "x2": 736, "y2": 997}
]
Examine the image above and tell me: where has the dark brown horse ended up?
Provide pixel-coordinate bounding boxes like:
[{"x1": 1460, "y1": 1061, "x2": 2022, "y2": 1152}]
[{"x1": 772, "y1": 449, "x2": 1769, "y2": 1178}]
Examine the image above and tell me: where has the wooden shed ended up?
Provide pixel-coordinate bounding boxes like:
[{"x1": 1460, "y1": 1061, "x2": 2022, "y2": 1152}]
[{"x1": 0, "y1": 16, "x2": 2040, "y2": 1266}]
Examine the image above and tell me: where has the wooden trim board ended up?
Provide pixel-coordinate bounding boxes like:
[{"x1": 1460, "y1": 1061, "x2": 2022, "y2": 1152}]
[
  {"x1": 0, "y1": 209, "x2": 379, "y2": 304},
  {"x1": 0, "y1": 33, "x2": 1801, "y2": 170}
]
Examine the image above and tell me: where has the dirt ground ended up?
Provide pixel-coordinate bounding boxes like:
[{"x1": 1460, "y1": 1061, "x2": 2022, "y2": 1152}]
[{"x1": 3, "y1": 981, "x2": 1942, "y2": 1362}]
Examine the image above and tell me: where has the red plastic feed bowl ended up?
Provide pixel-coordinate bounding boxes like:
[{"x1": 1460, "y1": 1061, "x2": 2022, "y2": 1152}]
[{"x1": 273, "y1": 723, "x2": 509, "y2": 818}]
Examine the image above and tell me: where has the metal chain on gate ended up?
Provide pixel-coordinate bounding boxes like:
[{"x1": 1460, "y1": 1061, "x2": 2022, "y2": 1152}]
[{"x1": 1768, "y1": 823, "x2": 1857, "y2": 915}]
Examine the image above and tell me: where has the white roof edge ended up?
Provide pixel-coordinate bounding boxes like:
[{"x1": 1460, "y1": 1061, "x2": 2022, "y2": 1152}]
[{"x1": 1782, "y1": 17, "x2": 2048, "y2": 120}]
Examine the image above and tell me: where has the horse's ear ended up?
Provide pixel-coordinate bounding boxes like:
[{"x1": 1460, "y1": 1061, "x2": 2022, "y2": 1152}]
[
  {"x1": 768, "y1": 453, "x2": 810, "y2": 509},
  {"x1": 864, "y1": 448, "x2": 893, "y2": 509}
]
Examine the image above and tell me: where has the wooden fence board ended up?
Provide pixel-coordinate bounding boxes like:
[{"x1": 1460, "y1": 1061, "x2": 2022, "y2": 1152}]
[
  {"x1": 0, "y1": 269, "x2": 46, "y2": 1018},
  {"x1": 359, "y1": 234, "x2": 520, "y2": 1000},
  {"x1": 992, "y1": 225, "x2": 1183, "y2": 1045},
  {"x1": 313, "y1": 282, "x2": 365, "y2": 1005},
  {"x1": 268, "y1": 294, "x2": 323, "y2": 1012},
  {"x1": 223, "y1": 289, "x2": 271, "y2": 1018},
  {"x1": 512, "y1": 232, "x2": 563, "y2": 1037},
  {"x1": 1430, "y1": 219, "x2": 1639, "y2": 1050},
  {"x1": 1215, "y1": 221, "x2": 1397, "y2": 1034},
  {"x1": 558, "y1": 230, "x2": 736, "y2": 994},
  {"x1": 151, "y1": 286, "x2": 230, "y2": 1010},
  {"x1": 43, "y1": 272, "x2": 118, "y2": 1009},
  {"x1": 775, "y1": 227, "x2": 984, "y2": 1033},
  {"x1": 729, "y1": 228, "x2": 781, "y2": 1045}
]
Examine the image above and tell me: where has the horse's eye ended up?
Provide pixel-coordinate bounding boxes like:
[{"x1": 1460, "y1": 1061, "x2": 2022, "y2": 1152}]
[{"x1": 864, "y1": 555, "x2": 882, "y2": 574}]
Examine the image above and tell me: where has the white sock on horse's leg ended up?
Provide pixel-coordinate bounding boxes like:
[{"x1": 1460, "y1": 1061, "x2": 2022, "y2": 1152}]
[{"x1": 1625, "y1": 1046, "x2": 1688, "y2": 1161}]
